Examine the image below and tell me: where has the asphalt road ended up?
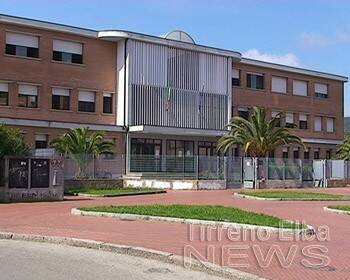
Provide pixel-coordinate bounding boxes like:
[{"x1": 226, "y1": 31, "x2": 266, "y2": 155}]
[{"x1": 0, "y1": 240, "x2": 224, "y2": 280}]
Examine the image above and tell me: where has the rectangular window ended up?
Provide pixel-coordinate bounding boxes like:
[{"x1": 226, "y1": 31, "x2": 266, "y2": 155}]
[
  {"x1": 271, "y1": 76, "x2": 287, "y2": 93},
  {"x1": 103, "y1": 93, "x2": 113, "y2": 114},
  {"x1": 314, "y1": 149, "x2": 320, "y2": 160},
  {"x1": 314, "y1": 116, "x2": 322, "y2": 132},
  {"x1": 282, "y1": 147, "x2": 289, "y2": 159},
  {"x1": 315, "y1": 83, "x2": 328, "y2": 98},
  {"x1": 52, "y1": 40, "x2": 83, "y2": 64},
  {"x1": 293, "y1": 80, "x2": 308, "y2": 96},
  {"x1": 272, "y1": 111, "x2": 281, "y2": 127},
  {"x1": 293, "y1": 148, "x2": 300, "y2": 159},
  {"x1": 18, "y1": 84, "x2": 38, "y2": 108},
  {"x1": 232, "y1": 69, "x2": 240, "y2": 86},
  {"x1": 247, "y1": 73, "x2": 264, "y2": 90},
  {"x1": 238, "y1": 108, "x2": 249, "y2": 120},
  {"x1": 78, "y1": 90, "x2": 95, "y2": 112},
  {"x1": 35, "y1": 134, "x2": 47, "y2": 149},
  {"x1": 304, "y1": 149, "x2": 310, "y2": 160},
  {"x1": 0, "y1": 82, "x2": 9, "y2": 106},
  {"x1": 285, "y1": 112, "x2": 294, "y2": 128},
  {"x1": 299, "y1": 113, "x2": 308, "y2": 129},
  {"x1": 326, "y1": 117, "x2": 334, "y2": 132},
  {"x1": 326, "y1": 150, "x2": 331, "y2": 159},
  {"x1": 52, "y1": 88, "x2": 70, "y2": 110},
  {"x1": 5, "y1": 32, "x2": 39, "y2": 58}
]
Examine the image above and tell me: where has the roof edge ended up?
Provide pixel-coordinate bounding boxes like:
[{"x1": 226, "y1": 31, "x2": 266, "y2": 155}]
[
  {"x1": 241, "y1": 58, "x2": 348, "y2": 82},
  {"x1": 98, "y1": 30, "x2": 242, "y2": 59}
]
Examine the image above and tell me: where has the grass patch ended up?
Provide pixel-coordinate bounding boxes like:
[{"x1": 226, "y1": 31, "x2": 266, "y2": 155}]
[
  {"x1": 65, "y1": 187, "x2": 165, "y2": 197},
  {"x1": 239, "y1": 190, "x2": 349, "y2": 201},
  {"x1": 79, "y1": 204, "x2": 305, "y2": 229},
  {"x1": 328, "y1": 205, "x2": 350, "y2": 212}
]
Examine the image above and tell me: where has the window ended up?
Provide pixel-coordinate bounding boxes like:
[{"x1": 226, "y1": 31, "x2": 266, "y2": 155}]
[
  {"x1": 304, "y1": 149, "x2": 310, "y2": 160},
  {"x1": 232, "y1": 69, "x2": 240, "y2": 86},
  {"x1": 52, "y1": 40, "x2": 83, "y2": 64},
  {"x1": 299, "y1": 114, "x2": 308, "y2": 129},
  {"x1": 282, "y1": 147, "x2": 289, "y2": 159},
  {"x1": 293, "y1": 80, "x2": 308, "y2": 96},
  {"x1": 78, "y1": 90, "x2": 95, "y2": 112},
  {"x1": 5, "y1": 32, "x2": 39, "y2": 58},
  {"x1": 269, "y1": 150, "x2": 275, "y2": 158},
  {"x1": 18, "y1": 84, "x2": 38, "y2": 108},
  {"x1": 103, "y1": 93, "x2": 113, "y2": 114},
  {"x1": 314, "y1": 116, "x2": 322, "y2": 132},
  {"x1": 326, "y1": 118, "x2": 334, "y2": 132},
  {"x1": 198, "y1": 141, "x2": 217, "y2": 156},
  {"x1": 166, "y1": 140, "x2": 194, "y2": 156},
  {"x1": 0, "y1": 82, "x2": 9, "y2": 106},
  {"x1": 52, "y1": 88, "x2": 70, "y2": 110},
  {"x1": 285, "y1": 112, "x2": 294, "y2": 128},
  {"x1": 314, "y1": 149, "x2": 320, "y2": 160},
  {"x1": 272, "y1": 111, "x2": 281, "y2": 127},
  {"x1": 293, "y1": 148, "x2": 300, "y2": 159},
  {"x1": 35, "y1": 134, "x2": 47, "y2": 149},
  {"x1": 247, "y1": 73, "x2": 264, "y2": 90},
  {"x1": 315, "y1": 83, "x2": 328, "y2": 98},
  {"x1": 238, "y1": 108, "x2": 249, "y2": 120},
  {"x1": 271, "y1": 76, "x2": 287, "y2": 94},
  {"x1": 326, "y1": 150, "x2": 331, "y2": 159}
]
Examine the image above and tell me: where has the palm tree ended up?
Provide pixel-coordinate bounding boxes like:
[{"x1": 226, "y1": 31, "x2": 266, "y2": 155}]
[
  {"x1": 336, "y1": 135, "x2": 350, "y2": 160},
  {"x1": 50, "y1": 127, "x2": 115, "y2": 178},
  {"x1": 217, "y1": 107, "x2": 304, "y2": 157}
]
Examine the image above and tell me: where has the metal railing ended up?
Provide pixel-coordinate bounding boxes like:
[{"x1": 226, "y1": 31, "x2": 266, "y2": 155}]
[{"x1": 61, "y1": 154, "x2": 350, "y2": 182}]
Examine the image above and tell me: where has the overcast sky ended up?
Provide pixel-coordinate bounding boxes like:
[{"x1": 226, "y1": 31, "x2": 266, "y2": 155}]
[{"x1": 1, "y1": 0, "x2": 349, "y2": 116}]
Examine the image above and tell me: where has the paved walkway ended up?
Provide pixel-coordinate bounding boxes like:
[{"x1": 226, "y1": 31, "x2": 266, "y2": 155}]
[
  {"x1": 0, "y1": 239, "x2": 225, "y2": 280},
  {"x1": 0, "y1": 188, "x2": 350, "y2": 280}
]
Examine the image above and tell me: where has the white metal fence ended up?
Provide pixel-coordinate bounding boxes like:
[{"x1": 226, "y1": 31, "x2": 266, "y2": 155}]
[{"x1": 62, "y1": 154, "x2": 350, "y2": 186}]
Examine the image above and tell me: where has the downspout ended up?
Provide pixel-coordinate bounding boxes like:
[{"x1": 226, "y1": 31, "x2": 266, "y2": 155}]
[{"x1": 123, "y1": 38, "x2": 129, "y2": 175}]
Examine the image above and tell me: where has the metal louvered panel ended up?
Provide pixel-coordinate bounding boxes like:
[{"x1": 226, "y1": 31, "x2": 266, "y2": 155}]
[{"x1": 127, "y1": 39, "x2": 229, "y2": 130}]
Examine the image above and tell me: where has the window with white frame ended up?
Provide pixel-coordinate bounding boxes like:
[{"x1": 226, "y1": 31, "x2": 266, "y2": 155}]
[
  {"x1": 0, "y1": 82, "x2": 9, "y2": 106},
  {"x1": 272, "y1": 111, "x2": 281, "y2": 127},
  {"x1": 53, "y1": 40, "x2": 83, "y2": 64},
  {"x1": 5, "y1": 32, "x2": 39, "y2": 58},
  {"x1": 326, "y1": 117, "x2": 334, "y2": 132},
  {"x1": 52, "y1": 87, "x2": 70, "y2": 110},
  {"x1": 103, "y1": 93, "x2": 113, "y2": 114},
  {"x1": 285, "y1": 112, "x2": 294, "y2": 128},
  {"x1": 232, "y1": 69, "x2": 240, "y2": 86},
  {"x1": 315, "y1": 83, "x2": 328, "y2": 99},
  {"x1": 314, "y1": 116, "x2": 322, "y2": 132},
  {"x1": 271, "y1": 76, "x2": 287, "y2": 93},
  {"x1": 299, "y1": 113, "x2": 308, "y2": 129},
  {"x1": 18, "y1": 84, "x2": 38, "y2": 108},
  {"x1": 78, "y1": 90, "x2": 95, "y2": 112},
  {"x1": 35, "y1": 134, "x2": 48, "y2": 149},
  {"x1": 293, "y1": 80, "x2": 308, "y2": 96}
]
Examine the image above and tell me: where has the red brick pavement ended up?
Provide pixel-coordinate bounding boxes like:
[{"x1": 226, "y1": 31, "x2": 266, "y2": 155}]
[{"x1": 0, "y1": 188, "x2": 350, "y2": 280}]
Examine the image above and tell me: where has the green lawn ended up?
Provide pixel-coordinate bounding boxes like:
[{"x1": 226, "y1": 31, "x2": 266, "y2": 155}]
[
  {"x1": 328, "y1": 205, "x2": 350, "y2": 212},
  {"x1": 79, "y1": 204, "x2": 305, "y2": 229},
  {"x1": 239, "y1": 190, "x2": 349, "y2": 201},
  {"x1": 65, "y1": 187, "x2": 165, "y2": 197}
]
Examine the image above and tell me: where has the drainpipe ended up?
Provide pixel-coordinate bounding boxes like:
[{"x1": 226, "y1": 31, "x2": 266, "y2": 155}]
[{"x1": 123, "y1": 39, "x2": 129, "y2": 176}]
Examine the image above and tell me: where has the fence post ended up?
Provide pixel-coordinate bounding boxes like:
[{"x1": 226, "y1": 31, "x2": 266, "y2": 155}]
[
  {"x1": 196, "y1": 155, "x2": 199, "y2": 180},
  {"x1": 92, "y1": 154, "x2": 95, "y2": 179}
]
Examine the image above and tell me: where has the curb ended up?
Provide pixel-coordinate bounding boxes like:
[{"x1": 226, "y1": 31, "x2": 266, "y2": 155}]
[
  {"x1": 0, "y1": 231, "x2": 264, "y2": 280},
  {"x1": 234, "y1": 192, "x2": 350, "y2": 201},
  {"x1": 323, "y1": 206, "x2": 350, "y2": 216},
  {"x1": 71, "y1": 208, "x2": 314, "y2": 235},
  {"x1": 73, "y1": 190, "x2": 166, "y2": 197}
]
